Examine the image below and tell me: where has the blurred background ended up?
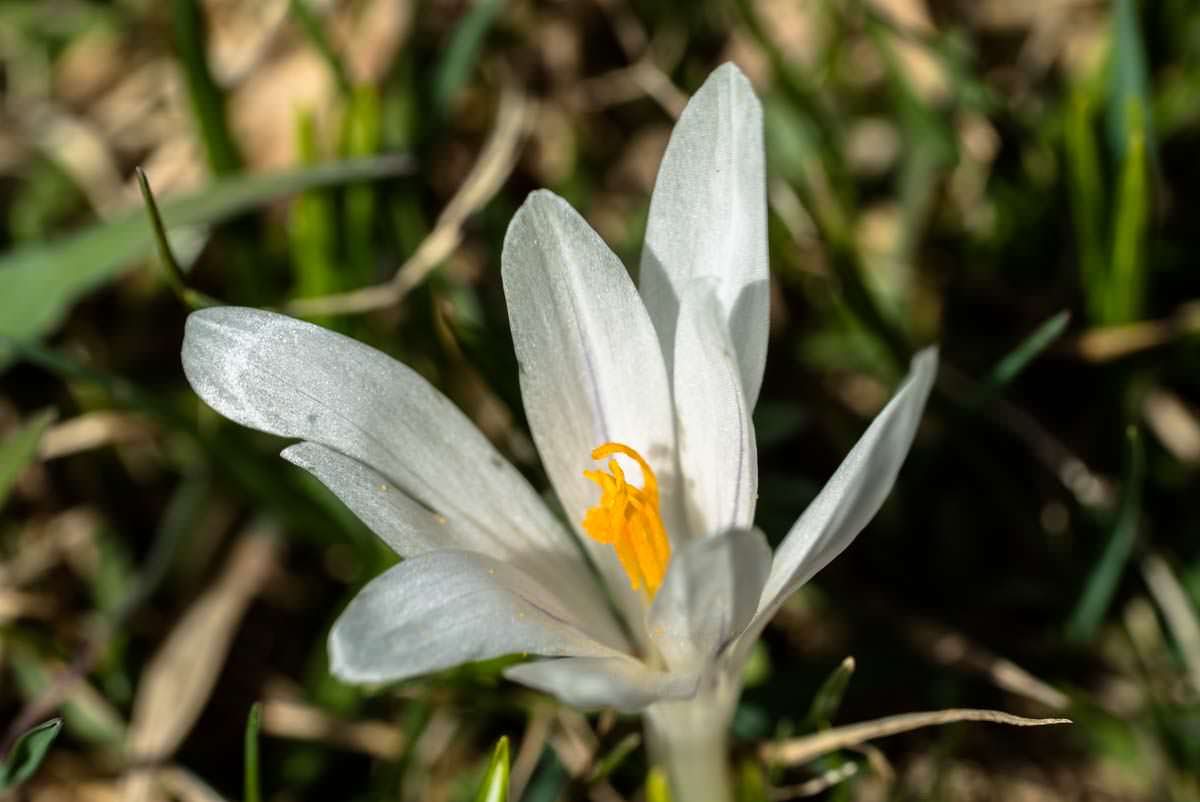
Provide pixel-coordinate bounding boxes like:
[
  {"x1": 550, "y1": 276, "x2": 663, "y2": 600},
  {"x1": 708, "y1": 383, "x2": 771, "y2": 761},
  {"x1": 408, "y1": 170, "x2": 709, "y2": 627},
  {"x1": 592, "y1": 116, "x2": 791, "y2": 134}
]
[{"x1": 1, "y1": 0, "x2": 1199, "y2": 800}]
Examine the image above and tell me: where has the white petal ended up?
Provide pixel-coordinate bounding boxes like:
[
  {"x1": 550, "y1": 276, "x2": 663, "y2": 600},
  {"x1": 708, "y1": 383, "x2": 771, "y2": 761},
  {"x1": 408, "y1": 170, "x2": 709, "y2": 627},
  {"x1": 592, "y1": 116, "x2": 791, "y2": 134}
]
[
  {"x1": 329, "y1": 550, "x2": 624, "y2": 684},
  {"x1": 639, "y1": 63, "x2": 769, "y2": 408},
  {"x1": 648, "y1": 528, "x2": 772, "y2": 671},
  {"x1": 283, "y1": 442, "x2": 628, "y2": 650},
  {"x1": 733, "y1": 349, "x2": 937, "y2": 661},
  {"x1": 502, "y1": 191, "x2": 681, "y2": 623},
  {"x1": 283, "y1": 441, "x2": 481, "y2": 556},
  {"x1": 181, "y1": 308, "x2": 581, "y2": 571},
  {"x1": 673, "y1": 285, "x2": 757, "y2": 539},
  {"x1": 504, "y1": 656, "x2": 697, "y2": 712}
]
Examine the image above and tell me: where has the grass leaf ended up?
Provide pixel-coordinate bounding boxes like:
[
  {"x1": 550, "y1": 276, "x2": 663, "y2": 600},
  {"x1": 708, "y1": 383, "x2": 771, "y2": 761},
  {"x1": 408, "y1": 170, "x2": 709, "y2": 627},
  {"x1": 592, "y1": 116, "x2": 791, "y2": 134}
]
[
  {"x1": 1068, "y1": 427, "x2": 1145, "y2": 642},
  {"x1": 0, "y1": 155, "x2": 410, "y2": 371},
  {"x1": 0, "y1": 718, "x2": 63, "y2": 790},
  {"x1": 0, "y1": 408, "x2": 55, "y2": 508},
  {"x1": 244, "y1": 703, "x2": 263, "y2": 802},
  {"x1": 474, "y1": 735, "x2": 509, "y2": 802}
]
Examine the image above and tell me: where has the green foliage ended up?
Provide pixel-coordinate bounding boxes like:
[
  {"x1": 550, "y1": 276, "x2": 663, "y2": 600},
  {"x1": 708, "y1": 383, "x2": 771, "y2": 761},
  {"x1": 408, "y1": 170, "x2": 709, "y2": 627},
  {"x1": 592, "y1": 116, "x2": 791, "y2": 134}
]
[
  {"x1": 245, "y1": 703, "x2": 263, "y2": 802},
  {"x1": 0, "y1": 155, "x2": 409, "y2": 369},
  {"x1": 1068, "y1": 428, "x2": 1145, "y2": 642},
  {"x1": 474, "y1": 736, "x2": 509, "y2": 802},
  {"x1": 804, "y1": 657, "x2": 856, "y2": 730},
  {"x1": 0, "y1": 408, "x2": 54, "y2": 508},
  {"x1": 0, "y1": 719, "x2": 62, "y2": 790}
]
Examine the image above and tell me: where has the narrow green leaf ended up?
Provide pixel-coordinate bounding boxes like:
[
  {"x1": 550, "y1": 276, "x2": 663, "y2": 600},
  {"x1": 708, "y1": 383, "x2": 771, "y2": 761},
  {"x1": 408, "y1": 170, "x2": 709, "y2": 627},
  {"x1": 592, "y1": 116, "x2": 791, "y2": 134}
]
[
  {"x1": 172, "y1": 0, "x2": 242, "y2": 175},
  {"x1": 1107, "y1": 0, "x2": 1153, "y2": 163},
  {"x1": 244, "y1": 703, "x2": 263, "y2": 802},
  {"x1": 805, "y1": 656, "x2": 856, "y2": 729},
  {"x1": 1107, "y1": 112, "x2": 1148, "y2": 325},
  {"x1": 474, "y1": 735, "x2": 509, "y2": 802},
  {"x1": 645, "y1": 767, "x2": 673, "y2": 802},
  {"x1": 0, "y1": 408, "x2": 55, "y2": 508},
  {"x1": 288, "y1": 111, "x2": 340, "y2": 302},
  {"x1": 1068, "y1": 427, "x2": 1144, "y2": 642},
  {"x1": 342, "y1": 85, "x2": 382, "y2": 284},
  {"x1": 0, "y1": 718, "x2": 62, "y2": 790},
  {"x1": 1065, "y1": 85, "x2": 1107, "y2": 322},
  {"x1": 979, "y1": 310, "x2": 1071, "y2": 400},
  {"x1": 0, "y1": 154, "x2": 410, "y2": 371},
  {"x1": 587, "y1": 732, "x2": 641, "y2": 783},
  {"x1": 734, "y1": 759, "x2": 769, "y2": 802},
  {"x1": 136, "y1": 168, "x2": 221, "y2": 309},
  {"x1": 432, "y1": 0, "x2": 504, "y2": 115}
]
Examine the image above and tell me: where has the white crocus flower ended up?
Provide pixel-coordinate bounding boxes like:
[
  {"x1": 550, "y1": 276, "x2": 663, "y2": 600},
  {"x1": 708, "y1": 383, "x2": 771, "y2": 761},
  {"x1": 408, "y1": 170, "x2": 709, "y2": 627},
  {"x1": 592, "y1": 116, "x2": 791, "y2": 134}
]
[{"x1": 181, "y1": 63, "x2": 936, "y2": 802}]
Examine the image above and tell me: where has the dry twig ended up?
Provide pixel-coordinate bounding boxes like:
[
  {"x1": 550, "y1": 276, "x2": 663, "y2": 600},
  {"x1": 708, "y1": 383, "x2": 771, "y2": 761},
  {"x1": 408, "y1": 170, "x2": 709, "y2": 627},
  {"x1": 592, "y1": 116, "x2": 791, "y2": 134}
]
[
  {"x1": 759, "y1": 709, "x2": 1071, "y2": 766},
  {"x1": 260, "y1": 698, "x2": 406, "y2": 760},
  {"x1": 284, "y1": 85, "x2": 533, "y2": 317}
]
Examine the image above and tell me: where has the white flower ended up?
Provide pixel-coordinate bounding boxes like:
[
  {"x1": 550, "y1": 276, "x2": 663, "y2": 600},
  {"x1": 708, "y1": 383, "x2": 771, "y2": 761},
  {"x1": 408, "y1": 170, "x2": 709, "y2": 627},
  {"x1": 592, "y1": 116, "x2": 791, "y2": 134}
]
[{"x1": 180, "y1": 64, "x2": 936, "y2": 717}]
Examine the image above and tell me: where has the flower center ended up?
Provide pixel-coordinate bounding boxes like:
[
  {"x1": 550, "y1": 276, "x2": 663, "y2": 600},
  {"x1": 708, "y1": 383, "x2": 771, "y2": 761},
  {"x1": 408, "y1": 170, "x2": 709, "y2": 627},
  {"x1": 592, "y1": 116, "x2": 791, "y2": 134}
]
[{"x1": 581, "y1": 442, "x2": 671, "y2": 597}]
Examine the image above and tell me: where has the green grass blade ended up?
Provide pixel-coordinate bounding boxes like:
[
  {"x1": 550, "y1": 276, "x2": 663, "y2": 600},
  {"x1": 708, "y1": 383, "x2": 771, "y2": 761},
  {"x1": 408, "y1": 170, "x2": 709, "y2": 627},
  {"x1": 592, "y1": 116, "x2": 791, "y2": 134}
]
[
  {"x1": 1068, "y1": 427, "x2": 1145, "y2": 642},
  {"x1": 432, "y1": 0, "x2": 504, "y2": 115},
  {"x1": 645, "y1": 767, "x2": 673, "y2": 802},
  {"x1": 474, "y1": 735, "x2": 509, "y2": 802},
  {"x1": 1107, "y1": 0, "x2": 1154, "y2": 163},
  {"x1": 0, "y1": 408, "x2": 55, "y2": 508},
  {"x1": 244, "y1": 703, "x2": 263, "y2": 802},
  {"x1": 1064, "y1": 86, "x2": 1108, "y2": 322},
  {"x1": 805, "y1": 657, "x2": 856, "y2": 730},
  {"x1": 172, "y1": 0, "x2": 243, "y2": 175},
  {"x1": 342, "y1": 85, "x2": 382, "y2": 284},
  {"x1": 1107, "y1": 111, "x2": 1148, "y2": 325},
  {"x1": 288, "y1": 112, "x2": 340, "y2": 302},
  {"x1": 587, "y1": 733, "x2": 641, "y2": 783},
  {"x1": 979, "y1": 310, "x2": 1071, "y2": 400},
  {"x1": 0, "y1": 718, "x2": 62, "y2": 790},
  {"x1": 0, "y1": 154, "x2": 410, "y2": 371}
]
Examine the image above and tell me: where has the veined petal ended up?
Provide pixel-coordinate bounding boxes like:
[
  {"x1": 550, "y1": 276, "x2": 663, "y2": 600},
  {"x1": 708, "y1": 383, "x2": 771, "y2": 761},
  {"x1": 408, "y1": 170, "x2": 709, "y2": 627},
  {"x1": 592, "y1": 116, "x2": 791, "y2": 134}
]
[
  {"x1": 648, "y1": 528, "x2": 772, "y2": 671},
  {"x1": 283, "y1": 442, "x2": 628, "y2": 651},
  {"x1": 502, "y1": 190, "x2": 680, "y2": 625},
  {"x1": 732, "y1": 349, "x2": 938, "y2": 663},
  {"x1": 673, "y1": 285, "x2": 757, "y2": 539},
  {"x1": 639, "y1": 63, "x2": 769, "y2": 408},
  {"x1": 329, "y1": 550, "x2": 625, "y2": 684},
  {"x1": 504, "y1": 656, "x2": 697, "y2": 713},
  {"x1": 181, "y1": 308, "x2": 588, "y2": 579}
]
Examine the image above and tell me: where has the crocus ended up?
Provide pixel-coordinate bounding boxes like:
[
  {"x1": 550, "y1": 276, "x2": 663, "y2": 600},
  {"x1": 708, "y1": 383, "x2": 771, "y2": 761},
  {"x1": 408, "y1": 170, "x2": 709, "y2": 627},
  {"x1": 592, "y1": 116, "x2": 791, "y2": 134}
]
[{"x1": 181, "y1": 63, "x2": 936, "y2": 801}]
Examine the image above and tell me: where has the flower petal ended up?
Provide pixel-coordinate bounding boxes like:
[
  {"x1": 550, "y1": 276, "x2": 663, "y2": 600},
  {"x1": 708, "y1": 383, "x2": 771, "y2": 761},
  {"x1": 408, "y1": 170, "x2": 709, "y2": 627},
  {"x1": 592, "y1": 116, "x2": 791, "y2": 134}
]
[
  {"x1": 329, "y1": 550, "x2": 623, "y2": 685},
  {"x1": 504, "y1": 656, "x2": 697, "y2": 712},
  {"x1": 733, "y1": 349, "x2": 937, "y2": 661},
  {"x1": 502, "y1": 191, "x2": 680, "y2": 622},
  {"x1": 673, "y1": 285, "x2": 757, "y2": 539},
  {"x1": 648, "y1": 528, "x2": 771, "y2": 671},
  {"x1": 181, "y1": 308, "x2": 581, "y2": 569},
  {"x1": 283, "y1": 442, "x2": 628, "y2": 650},
  {"x1": 639, "y1": 63, "x2": 769, "y2": 408}
]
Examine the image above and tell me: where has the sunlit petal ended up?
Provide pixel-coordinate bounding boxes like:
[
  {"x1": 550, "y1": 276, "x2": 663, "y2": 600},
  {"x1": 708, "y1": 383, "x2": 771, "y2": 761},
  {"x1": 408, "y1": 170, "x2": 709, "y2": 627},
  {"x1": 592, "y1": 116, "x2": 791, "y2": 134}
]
[
  {"x1": 640, "y1": 63, "x2": 769, "y2": 408},
  {"x1": 329, "y1": 550, "x2": 624, "y2": 684},
  {"x1": 673, "y1": 285, "x2": 757, "y2": 539},
  {"x1": 731, "y1": 349, "x2": 938, "y2": 663},
  {"x1": 504, "y1": 656, "x2": 698, "y2": 712},
  {"x1": 648, "y1": 528, "x2": 772, "y2": 671},
  {"x1": 502, "y1": 191, "x2": 681, "y2": 628}
]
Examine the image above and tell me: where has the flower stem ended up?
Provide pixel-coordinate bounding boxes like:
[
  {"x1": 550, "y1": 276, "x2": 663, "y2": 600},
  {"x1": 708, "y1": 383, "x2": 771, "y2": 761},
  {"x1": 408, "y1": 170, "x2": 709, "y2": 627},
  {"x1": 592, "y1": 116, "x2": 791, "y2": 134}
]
[{"x1": 644, "y1": 682, "x2": 738, "y2": 802}]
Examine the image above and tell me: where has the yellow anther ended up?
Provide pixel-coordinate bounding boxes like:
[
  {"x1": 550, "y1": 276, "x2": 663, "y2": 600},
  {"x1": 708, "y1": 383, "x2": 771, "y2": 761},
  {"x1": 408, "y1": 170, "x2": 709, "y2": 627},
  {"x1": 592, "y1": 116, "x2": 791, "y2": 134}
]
[{"x1": 581, "y1": 442, "x2": 671, "y2": 597}]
